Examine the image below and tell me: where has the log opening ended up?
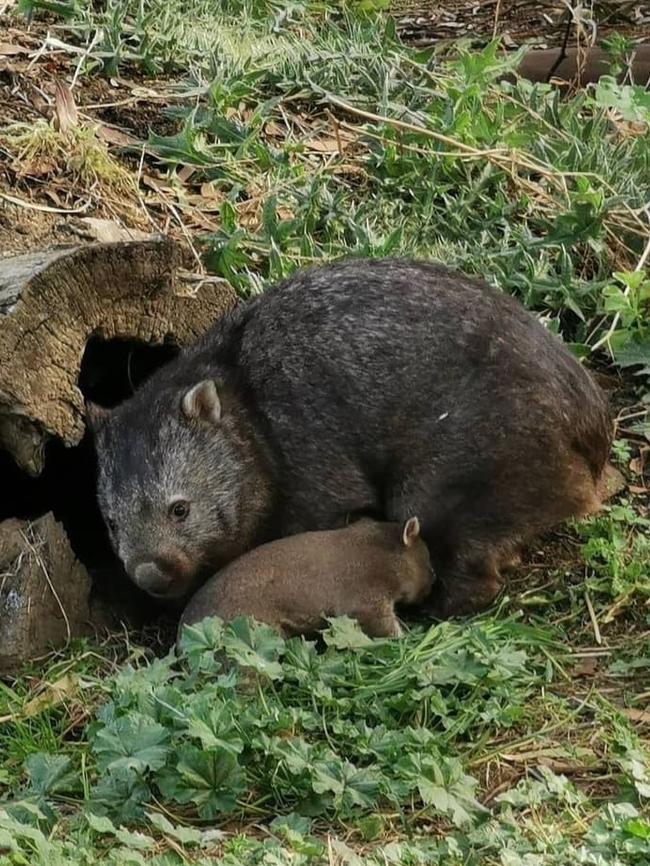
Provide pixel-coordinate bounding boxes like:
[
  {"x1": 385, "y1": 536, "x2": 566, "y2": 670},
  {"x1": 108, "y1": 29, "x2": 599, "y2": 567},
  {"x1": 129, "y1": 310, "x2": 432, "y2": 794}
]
[
  {"x1": 0, "y1": 239, "x2": 237, "y2": 670},
  {"x1": 1, "y1": 336, "x2": 182, "y2": 640}
]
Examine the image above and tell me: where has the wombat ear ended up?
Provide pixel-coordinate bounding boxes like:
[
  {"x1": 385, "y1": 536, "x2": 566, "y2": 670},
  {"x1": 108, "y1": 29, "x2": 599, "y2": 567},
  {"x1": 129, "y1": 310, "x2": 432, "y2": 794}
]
[
  {"x1": 402, "y1": 516, "x2": 420, "y2": 547},
  {"x1": 181, "y1": 380, "x2": 222, "y2": 425},
  {"x1": 85, "y1": 401, "x2": 111, "y2": 432}
]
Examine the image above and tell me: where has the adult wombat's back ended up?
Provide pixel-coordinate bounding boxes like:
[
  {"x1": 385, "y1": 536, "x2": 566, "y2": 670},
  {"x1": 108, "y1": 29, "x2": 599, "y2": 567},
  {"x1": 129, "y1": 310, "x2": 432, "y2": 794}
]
[
  {"x1": 234, "y1": 258, "x2": 609, "y2": 488},
  {"x1": 223, "y1": 258, "x2": 611, "y2": 614}
]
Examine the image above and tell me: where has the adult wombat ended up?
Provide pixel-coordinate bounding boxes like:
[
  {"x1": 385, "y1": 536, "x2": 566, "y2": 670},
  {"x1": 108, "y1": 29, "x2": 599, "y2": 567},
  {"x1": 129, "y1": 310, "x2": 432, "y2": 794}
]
[
  {"x1": 87, "y1": 258, "x2": 612, "y2": 617},
  {"x1": 178, "y1": 516, "x2": 431, "y2": 640}
]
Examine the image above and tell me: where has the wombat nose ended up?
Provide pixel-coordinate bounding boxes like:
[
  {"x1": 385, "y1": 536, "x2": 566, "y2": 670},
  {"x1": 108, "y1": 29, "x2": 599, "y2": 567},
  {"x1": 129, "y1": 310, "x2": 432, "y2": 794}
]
[{"x1": 134, "y1": 562, "x2": 173, "y2": 596}]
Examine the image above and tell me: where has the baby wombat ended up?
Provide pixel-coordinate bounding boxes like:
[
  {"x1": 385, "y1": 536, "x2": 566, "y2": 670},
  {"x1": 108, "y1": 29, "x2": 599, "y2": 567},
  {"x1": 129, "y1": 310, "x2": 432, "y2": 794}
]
[
  {"x1": 87, "y1": 257, "x2": 612, "y2": 618},
  {"x1": 178, "y1": 517, "x2": 432, "y2": 640}
]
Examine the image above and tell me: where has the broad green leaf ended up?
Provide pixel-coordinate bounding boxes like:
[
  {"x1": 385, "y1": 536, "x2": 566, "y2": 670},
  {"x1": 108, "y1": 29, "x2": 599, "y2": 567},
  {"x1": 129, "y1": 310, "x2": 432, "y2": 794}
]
[
  {"x1": 146, "y1": 811, "x2": 203, "y2": 846},
  {"x1": 311, "y1": 759, "x2": 379, "y2": 810},
  {"x1": 25, "y1": 754, "x2": 77, "y2": 796},
  {"x1": 221, "y1": 616, "x2": 285, "y2": 678},
  {"x1": 322, "y1": 616, "x2": 374, "y2": 650},
  {"x1": 625, "y1": 818, "x2": 650, "y2": 840},
  {"x1": 114, "y1": 828, "x2": 154, "y2": 850},
  {"x1": 156, "y1": 745, "x2": 245, "y2": 819},
  {"x1": 93, "y1": 714, "x2": 170, "y2": 774},
  {"x1": 85, "y1": 812, "x2": 117, "y2": 835},
  {"x1": 184, "y1": 695, "x2": 244, "y2": 755}
]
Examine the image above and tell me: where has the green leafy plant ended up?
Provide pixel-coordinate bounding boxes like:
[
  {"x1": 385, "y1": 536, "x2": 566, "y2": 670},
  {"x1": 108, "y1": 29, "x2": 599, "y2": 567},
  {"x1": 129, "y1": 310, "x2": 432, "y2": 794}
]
[{"x1": 578, "y1": 502, "x2": 650, "y2": 609}]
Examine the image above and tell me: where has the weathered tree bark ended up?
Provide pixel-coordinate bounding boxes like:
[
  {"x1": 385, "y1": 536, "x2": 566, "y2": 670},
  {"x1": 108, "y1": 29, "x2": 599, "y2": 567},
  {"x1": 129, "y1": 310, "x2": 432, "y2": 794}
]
[
  {"x1": 0, "y1": 238, "x2": 237, "y2": 475},
  {"x1": 0, "y1": 513, "x2": 92, "y2": 672}
]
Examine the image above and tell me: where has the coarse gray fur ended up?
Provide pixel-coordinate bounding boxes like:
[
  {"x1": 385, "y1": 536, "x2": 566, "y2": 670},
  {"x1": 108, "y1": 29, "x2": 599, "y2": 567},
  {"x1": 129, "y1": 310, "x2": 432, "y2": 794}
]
[{"x1": 88, "y1": 257, "x2": 612, "y2": 616}]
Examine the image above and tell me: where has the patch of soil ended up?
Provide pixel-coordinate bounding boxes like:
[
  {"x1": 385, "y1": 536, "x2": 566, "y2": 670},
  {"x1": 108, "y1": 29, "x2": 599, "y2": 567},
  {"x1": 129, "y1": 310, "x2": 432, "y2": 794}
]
[
  {"x1": 0, "y1": 15, "x2": 192, "y2": 250},
  {"x1": 85, "y1": 81, "x2": 183, "y2": 142},
  {"x1": 0, "y1": 203, "x2": 69, "y2": 256}
]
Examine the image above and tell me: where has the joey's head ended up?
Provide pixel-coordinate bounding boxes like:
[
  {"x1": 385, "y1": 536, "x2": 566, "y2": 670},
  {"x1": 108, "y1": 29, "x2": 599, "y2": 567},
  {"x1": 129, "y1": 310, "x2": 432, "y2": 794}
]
[
  {"x1": 398, "y1": 516, "x2": 433, "y2": 604},
  {"x1": 87, "y1": 378, "x2": 270, "y2": 600}
]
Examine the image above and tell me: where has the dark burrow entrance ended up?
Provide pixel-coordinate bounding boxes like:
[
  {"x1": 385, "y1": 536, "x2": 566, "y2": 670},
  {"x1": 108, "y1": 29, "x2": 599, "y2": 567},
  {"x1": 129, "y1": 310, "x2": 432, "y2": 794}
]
[{"x1": 0, "y1": 336, "x2": 180, "y2": 629}]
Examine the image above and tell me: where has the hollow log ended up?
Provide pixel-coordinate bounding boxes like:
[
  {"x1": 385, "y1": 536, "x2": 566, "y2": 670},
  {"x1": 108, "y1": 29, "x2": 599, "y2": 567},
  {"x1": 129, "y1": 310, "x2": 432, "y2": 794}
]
[
  {"x1": 0, "y1": 238, "x2": 237, "y2": 668},
  {"x1": 0, "y1": 238, "x2": 237, "y2": 475},
  {"x1": 515, "y1": 44, "x2": 650, "y2": 87}
]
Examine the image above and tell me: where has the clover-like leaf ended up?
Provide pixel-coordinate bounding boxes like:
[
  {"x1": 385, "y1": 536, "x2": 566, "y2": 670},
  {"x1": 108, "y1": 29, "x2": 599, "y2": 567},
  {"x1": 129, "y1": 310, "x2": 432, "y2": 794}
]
[
  {"x1": 156, "y1": 745, "x2": 246, "y2": 819},
  {"x1": 25, "y1": 754, "x2": 78, "y2": 796},
  {"x1": 322, "y1": 616, "x2": 374, "y2": 650},
  {"x1": 221, "y1": 616, "x2": 285, "y2": 679}
]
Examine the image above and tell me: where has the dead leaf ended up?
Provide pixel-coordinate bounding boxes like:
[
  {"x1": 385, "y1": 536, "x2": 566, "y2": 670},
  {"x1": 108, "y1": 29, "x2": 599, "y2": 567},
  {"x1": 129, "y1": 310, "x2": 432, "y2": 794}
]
[
  {"x1": 14, "y1": 155, "x2": 58, "y2": 178},
  {"x1": 264, "y1": 120, "x2": 285, "y2": 137},
  {"x1": 629, "y1": 448, "x2": 648, "y2": 476},
  {"x1": 181, "y1": 209, "x2": 219, "y2": 232},
  {"x1": 73, "y1": 217, "x2": 154, "y2": 244},
  {"x1": 502, "y1": 746, "x2": 593, "y2": 763},
  {"x1": 23, "y1": 674, "x2": 78, "y2": 717},
  {"x1": 306, "y1": 136, "x2": 343, "y2": 153},
  {"x1": 0, "y1": 42, "x2": 29, "y2": 56},
  {"x1": 19, "y1": 79, "x2": 50, "y2": 116},
  {"x1": 197, "y1": 182, "x2": 225, "y2": 209},
  {"x1": 613, "y1": 119, "x2": 648, "y2": 138},
  {"x1": 538, "y1": 756, "x2": 603, "y2": 774},
  {"x1": 177, "y1": 165, "x2": 196, "y2": 183},
  {"x1": 570, "y1": 656, "x2": 599, "y2": 678},
  {"x1": 43, "y1": 188, "x2": 63, "y2": 208},
  {"x1": 621, "y1": 707, "x2": 650, "y2": 724},
  {"x1": 331, "y1": 163, "x2": 366, "y2": 178},
  {"x1": 96, "y1": 124, "x2": 140, "y2": 147},
  {"x1": 186, "y1": 193, "x2": 223, "y2": 213},
  {"x1": 630, "y1": 457, "x2": 644, "y2": 475},
  {"x1": 0, "y1": 57, "x2": 22, "y2": 73},
  {"x1": 142, "y1": 174, "x2": 172, "y2": 195},
  {"x1": 53, "y1": 80, "x2": 78, "y2": 134}
]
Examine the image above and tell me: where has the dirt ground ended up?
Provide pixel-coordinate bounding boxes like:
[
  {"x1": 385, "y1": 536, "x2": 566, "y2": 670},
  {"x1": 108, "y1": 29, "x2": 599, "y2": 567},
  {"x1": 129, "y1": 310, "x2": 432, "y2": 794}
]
[
  {"x1": 394, "y1": 1, "x2": 650, "y2": 47},
  {"x1": 1, "y1": 3, "x2": 650, "y2": 260}
]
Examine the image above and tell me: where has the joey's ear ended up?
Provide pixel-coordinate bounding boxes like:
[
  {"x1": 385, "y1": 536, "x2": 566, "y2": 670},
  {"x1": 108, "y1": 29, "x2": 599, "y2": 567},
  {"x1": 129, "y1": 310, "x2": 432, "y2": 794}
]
[
  {"x1": 402, "y1": 516, "x2": 420, "y2": 548},
  {"x1": 181, "y1": 380, "x2": 222, "y2": 425},
  {"x1": 85, "y1": 401, "x2": 111, "y2": 432}
]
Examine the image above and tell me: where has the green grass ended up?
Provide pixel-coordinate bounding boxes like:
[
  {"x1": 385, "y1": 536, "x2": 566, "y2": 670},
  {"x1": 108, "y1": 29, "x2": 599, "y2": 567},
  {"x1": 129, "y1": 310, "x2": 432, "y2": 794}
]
[
  {"x1": 19, "y1": 0, "x2": 650, "y2": 367},
  {"x1": 2, "y1": 1, "x2": 650, "y2": 863},
  {"x1": 1, "y1": 613, "x2": 649, "y2": 865}
]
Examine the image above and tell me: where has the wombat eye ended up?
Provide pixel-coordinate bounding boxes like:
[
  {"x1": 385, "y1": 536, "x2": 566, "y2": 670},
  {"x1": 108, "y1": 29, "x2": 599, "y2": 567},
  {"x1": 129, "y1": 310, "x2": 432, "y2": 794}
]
[{"x1": 169, "y1": 500, "x2": 190, "y2": 521}]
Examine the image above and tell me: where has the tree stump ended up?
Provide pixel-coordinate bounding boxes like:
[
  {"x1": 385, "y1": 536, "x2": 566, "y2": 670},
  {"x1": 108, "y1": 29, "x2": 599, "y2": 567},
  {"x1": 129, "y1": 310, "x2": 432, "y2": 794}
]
[{"x1": 0, "y1": 238, "x2": 238, "y2": 670}]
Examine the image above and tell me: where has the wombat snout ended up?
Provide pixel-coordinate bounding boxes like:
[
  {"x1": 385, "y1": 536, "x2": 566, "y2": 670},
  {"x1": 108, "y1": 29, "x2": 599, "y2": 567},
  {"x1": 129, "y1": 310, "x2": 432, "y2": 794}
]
[
  {"x1": 133, "y1": 562, "x2": 173, "y2": 596},
  {"x1": 131, "y1": 552, "x2": 193, "y2": 598}
]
